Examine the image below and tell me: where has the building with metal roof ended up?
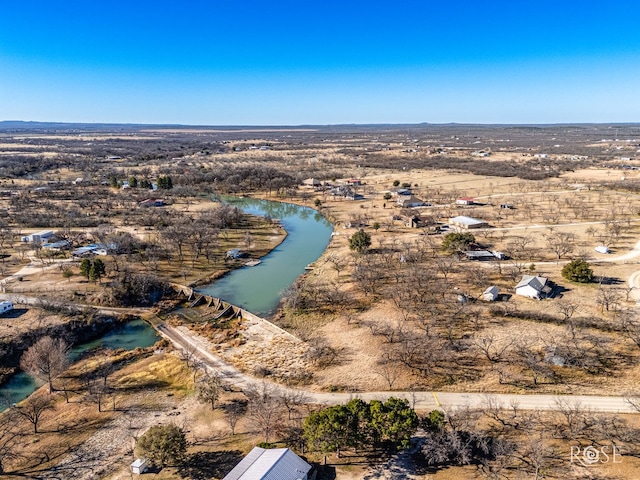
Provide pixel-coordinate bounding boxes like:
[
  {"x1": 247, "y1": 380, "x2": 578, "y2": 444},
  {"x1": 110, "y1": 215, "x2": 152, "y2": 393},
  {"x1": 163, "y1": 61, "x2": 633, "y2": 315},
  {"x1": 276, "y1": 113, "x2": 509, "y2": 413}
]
[
  {"x1": 223, "y1": 447, "x2": 312, "y2": 480},
  {"x1": 449, "y1": 215, "x2": 489, "y2": 229}
]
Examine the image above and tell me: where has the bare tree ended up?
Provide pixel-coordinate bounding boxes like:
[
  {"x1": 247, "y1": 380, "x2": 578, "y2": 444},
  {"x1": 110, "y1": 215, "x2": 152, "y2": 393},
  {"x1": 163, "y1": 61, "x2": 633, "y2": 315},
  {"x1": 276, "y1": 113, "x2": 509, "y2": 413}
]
[
  {"x1": 374, "y1": 355, "x2": 403, "y2": 389},
  {"x1": 245, "y1": 382, "x2": 283, "y2": 443},
  {"x1": 20, "y1": 336, "x2": 70, "y2": 393},
  {"x1": 81, "y1": 370, "x2": 110, "y2": 412},
  {"x1": 0, "y1": 411, "x2": 21, "y2": 474},
  {"x1": 179, "y1": 344, "x2": 204, "y2": 383},
  {"x1": 554, "y1": 301, "x2": 579, "y2": 321},
  {"x1": 15, "y1": 395, "x2": 53, "y2": 434},
  {"x1": 473, "y1": 336, "x2": 512, "y2": 363},
  {"x1": 276, "y1": 388, "x2": 309, "y2": 421},
  {"x1": 545, "y1": 231, "x2": 575, "y2": 261},
  {"x1": 196, "y1": 371, "x2": 223, "y2": 410},
  {"x1": 223, "y1": 399, "x2": 247, "y2": 435}
]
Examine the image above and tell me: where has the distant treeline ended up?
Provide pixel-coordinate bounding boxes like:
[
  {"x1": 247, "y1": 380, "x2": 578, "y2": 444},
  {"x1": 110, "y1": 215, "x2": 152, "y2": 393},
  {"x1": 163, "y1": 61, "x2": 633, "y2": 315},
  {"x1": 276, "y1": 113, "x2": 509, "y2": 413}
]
[{"x1": 360, "y1": 154, "x2": 595, "y2": 180}]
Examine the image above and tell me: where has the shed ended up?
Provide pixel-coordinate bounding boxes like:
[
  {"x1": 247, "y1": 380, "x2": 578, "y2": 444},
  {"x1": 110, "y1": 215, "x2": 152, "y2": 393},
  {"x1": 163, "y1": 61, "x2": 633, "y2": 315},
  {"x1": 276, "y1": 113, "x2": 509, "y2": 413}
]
[
  {"x1": 131, "y1": 458, "x2": 148, "y2": 474},
  {"x1": 0, "y1": 301, "x2": 13, "y2": 314},
  {"x1": 223, "y1": 447, "x2": 311, "y2": 480},
  {"x1": 456, "y1": 197, "x2": 475, "y2": 205},
  {"x1": 449, "y1": 216, "x2": 489, "y2": 230},
  {"x1": 21, "y1": 230, "x2": 54, "y2": 244},
  {"x1": 464, "y1": 250, "x2": 495, "y2": 261},
  {"x1": 483, "y1": 286, "x2": 499, "y2": 302}
]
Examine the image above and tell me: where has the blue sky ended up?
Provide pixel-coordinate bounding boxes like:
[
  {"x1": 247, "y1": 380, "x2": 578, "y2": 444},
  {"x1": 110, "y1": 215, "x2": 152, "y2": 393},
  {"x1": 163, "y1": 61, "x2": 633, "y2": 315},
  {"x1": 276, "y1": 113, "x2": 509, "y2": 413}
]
[{"x1": 1, "y1": 1, "x2": 639, "y2": 125}]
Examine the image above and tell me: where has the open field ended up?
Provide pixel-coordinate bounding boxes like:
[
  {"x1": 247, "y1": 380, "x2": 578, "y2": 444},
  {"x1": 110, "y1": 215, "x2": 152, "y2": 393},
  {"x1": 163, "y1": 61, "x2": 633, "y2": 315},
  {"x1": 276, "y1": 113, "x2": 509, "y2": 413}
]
[{"x1": 2, "y1": 122, "x2": 640, "y2": 478}]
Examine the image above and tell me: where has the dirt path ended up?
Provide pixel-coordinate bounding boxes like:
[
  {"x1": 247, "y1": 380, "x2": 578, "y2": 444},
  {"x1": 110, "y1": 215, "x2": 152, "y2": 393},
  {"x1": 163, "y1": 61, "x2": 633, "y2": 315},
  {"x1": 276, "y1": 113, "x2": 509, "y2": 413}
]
[{"x1": 157, "y1": 323, "x2": 640, "y2": 414}]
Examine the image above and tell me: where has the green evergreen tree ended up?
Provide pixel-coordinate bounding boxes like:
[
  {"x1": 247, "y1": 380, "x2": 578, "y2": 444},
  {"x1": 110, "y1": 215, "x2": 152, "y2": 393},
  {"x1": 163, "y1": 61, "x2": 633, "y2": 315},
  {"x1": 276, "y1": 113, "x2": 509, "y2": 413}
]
[
  {"x1": 561, "y1": 259, "x2": 594, "y2": 283},
  {"x1": 158, "y1": 175, "x2": 173, "y2": 189},
  {"x1": 128, "y1": 176, "x2": 138, "y2": 188},
  {"x1": 79, "y1": 258, "x2": 91, "y2": 279},
  {"x1": 303, "y1": 398, "x2": 418, "y2": 456},
  {"x1": 441, "y1": 232, "x2": 476, "y2": 254},
  {"x1": 88, "y1": 258, "x2": 106, "y2": 283},
  {"x1": 349, "y1": 229, "x2": 372, "y2": 253}
]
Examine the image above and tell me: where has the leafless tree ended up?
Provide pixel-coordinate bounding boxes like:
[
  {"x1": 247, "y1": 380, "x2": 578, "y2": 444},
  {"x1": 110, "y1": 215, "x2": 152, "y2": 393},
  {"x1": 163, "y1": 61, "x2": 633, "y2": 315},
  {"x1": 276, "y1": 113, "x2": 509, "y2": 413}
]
[
  {"x1": 0, "y1": 411, "x2": 21, "y2": 475},
  {"x1": 244, "y1": 382, "x2": 283, "y2": 443},
  {"x1": 276, "y1": 388, "x2": 309, "y2": 421},
  {"x1": 545, "y1": 230, "x2": 575, "y2": 261},
  {"x1": 374, "y1": 355, "x2": 403, "y2": 389},
  {"x1": 554, "y1": 300, "x2": 579, "y2": 321},
  {"x1": 20, "y1": 336, "x2": 70, "y2": 393},
  {"x1": 15, "y1": 394, "x2": 53, "y2": 434},
  {"x1": 179, "y1": 344, "x2": 204, "y2": 383},
  {"x1": 325, "y1": 254, "x2": 348, "y2": 279},
  {"x1": 223, "y1": 399, "x2": 247, "y2": 435},
  {"x1": 473, "y1": 336, "x2": 512, "y2": 363},
  {"x1": 596, "y1": 285, "x2": 621, "y2": 312},
  {"x1": 81, "y1": 370, "x2": 110, "y2": 412}
]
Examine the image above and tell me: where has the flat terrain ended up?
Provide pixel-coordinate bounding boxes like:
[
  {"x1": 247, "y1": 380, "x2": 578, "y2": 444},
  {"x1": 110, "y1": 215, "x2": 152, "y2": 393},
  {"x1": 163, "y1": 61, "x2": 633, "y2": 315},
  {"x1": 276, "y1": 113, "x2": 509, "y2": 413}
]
[{"x1": 2, "y1": 123, "x2": 640, "y2": 479}]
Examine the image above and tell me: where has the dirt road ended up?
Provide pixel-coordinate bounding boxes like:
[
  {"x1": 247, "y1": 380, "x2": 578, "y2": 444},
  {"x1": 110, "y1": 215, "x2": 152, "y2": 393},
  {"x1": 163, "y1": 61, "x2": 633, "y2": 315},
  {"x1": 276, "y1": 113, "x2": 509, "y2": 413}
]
[{"x1": 158, "y1": 323, "x2": 640, "y2": 414}]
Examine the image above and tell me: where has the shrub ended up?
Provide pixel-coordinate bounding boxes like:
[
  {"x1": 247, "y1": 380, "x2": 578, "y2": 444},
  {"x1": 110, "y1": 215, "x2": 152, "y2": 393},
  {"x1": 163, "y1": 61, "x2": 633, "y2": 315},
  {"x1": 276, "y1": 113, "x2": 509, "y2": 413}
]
[{"x1": 561, "y1": 259, "x2": 594, "y2": 283}]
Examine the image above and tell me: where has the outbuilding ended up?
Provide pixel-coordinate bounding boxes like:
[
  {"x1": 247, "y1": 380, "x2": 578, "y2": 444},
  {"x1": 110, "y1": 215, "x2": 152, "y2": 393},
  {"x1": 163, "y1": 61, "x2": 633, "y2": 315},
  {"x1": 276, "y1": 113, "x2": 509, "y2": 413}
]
[
  {"x1": 456, "y1": 197, "x2": 475, "y2": 205},
  {"x1": 449, "y1": 216, "x2": 489, "y2": 230},
  {"x1": 483, "y1": 286, "x2": 499, "y2": 301},
  {"x1": 21, "y1": 230, "x2": 54, "y2": 244},
  {"x1": 0, "y1": 301, "x2": 13, "y2": 314},
  {"x1": 130, "y1": 458, "x2": 148, "y2": 474}
]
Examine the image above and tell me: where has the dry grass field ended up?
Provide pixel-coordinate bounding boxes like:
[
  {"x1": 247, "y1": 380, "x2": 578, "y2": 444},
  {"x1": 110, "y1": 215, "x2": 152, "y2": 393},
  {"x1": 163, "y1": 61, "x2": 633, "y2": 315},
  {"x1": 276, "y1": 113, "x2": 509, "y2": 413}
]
[{"x1": 2, "y1": 124, "x2": 640, "y2": 478}]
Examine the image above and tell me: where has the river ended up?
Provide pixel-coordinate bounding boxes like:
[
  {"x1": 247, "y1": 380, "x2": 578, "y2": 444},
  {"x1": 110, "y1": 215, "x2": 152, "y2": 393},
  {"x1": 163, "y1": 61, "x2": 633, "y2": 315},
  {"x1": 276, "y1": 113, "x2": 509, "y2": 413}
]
[
  {"x1": 198, "y1": 196, "x2": 334, "y2": 316},
  {"x1": 0, "y1": 319, "x2": 160, "y2": 410},
  {"x1": 0, "y1": 197, "x2": 333, "y2": 409}
]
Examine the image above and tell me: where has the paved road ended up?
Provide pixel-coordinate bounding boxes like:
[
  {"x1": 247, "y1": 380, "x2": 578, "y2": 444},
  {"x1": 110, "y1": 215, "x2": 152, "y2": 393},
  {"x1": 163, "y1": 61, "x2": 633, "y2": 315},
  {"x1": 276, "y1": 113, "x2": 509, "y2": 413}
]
[{"x1": 158, "y1": 323, "x2": 640, "y2": 414}]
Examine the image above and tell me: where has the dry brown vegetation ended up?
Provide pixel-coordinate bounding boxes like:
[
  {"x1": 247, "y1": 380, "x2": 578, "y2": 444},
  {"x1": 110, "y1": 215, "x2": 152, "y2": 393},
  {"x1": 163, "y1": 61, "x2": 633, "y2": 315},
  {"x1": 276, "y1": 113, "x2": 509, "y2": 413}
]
[{"x1": 2, "y1": 123, "x2": 640, "y2": 478}]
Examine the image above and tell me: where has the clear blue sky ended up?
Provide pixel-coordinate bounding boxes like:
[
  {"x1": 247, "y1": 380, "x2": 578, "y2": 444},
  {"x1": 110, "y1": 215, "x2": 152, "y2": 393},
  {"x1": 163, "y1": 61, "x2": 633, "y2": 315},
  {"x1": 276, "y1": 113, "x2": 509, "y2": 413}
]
[{"x1": 1, "y1": 1, "x2": 639, "y2": 125}]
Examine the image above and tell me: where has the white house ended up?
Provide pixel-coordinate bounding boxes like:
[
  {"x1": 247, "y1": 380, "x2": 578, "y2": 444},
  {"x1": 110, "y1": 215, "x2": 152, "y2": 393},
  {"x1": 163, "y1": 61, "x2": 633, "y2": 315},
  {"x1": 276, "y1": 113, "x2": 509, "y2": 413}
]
[
  {"x1": 515, "y1": 275, "x2": 553, "y2": 299},
  {"x1": 302, "y1": 178, "x2": 321, "y2": 187},
  {"x1": 456, "y1": 197, "x2": 475, "y2": 205},
  {"x1": 223, "y1": 447, "x2": 311, "y2": 480},
  {"x1": 483, "y1": 286, "x2": 499, "y2": 302},
  {"x1": 397, "y1": 195, "x2": 425, "y2": 208},
  {"x1": 0, "y1": 301, "x2": 13, "y2": 314}
]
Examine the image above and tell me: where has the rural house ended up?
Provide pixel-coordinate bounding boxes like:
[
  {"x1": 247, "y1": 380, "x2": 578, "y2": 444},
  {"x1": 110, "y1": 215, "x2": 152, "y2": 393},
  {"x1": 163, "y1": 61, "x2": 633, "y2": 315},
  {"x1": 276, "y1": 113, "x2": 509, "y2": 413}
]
[
  {"x1": 223, "y1": 447, "x2": 312, "y2": 480},
  {"x1": 397, "y1": 195, "x2": 425, "y2": 208},
  {"x1": 515, "y1": 275, "x2": 553, "y2": 299},
  {"x1": 449, "y1": 215, "x2": 489, "y2": 230},
  {"x1": 456, "y1": 197, "x2": 475, "y2": 205}
]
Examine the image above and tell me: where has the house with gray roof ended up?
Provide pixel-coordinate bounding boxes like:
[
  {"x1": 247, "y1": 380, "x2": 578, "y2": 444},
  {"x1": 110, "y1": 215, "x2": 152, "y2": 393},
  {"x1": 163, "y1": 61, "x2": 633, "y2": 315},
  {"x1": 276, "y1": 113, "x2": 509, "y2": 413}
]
[
  {"x1": 515, "y1": 275, "x2": 553, "y2": 299},
  {"x1": 223, "y1": 447, "x2": 312, "y2": 480}
]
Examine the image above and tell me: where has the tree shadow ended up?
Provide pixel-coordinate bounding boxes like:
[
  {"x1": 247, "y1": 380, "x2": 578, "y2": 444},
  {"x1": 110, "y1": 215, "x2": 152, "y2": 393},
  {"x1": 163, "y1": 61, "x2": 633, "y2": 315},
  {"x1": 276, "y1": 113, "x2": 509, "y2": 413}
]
[
  {"x1": 594, "y1": 276, "x2": 623, "y2": 286},
  {"x1": 176, "y1": 450, "x2": 244, "y2": 480},
  {"x1": 314, "y1": 464, "x2": 337, "y2": 480}
]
